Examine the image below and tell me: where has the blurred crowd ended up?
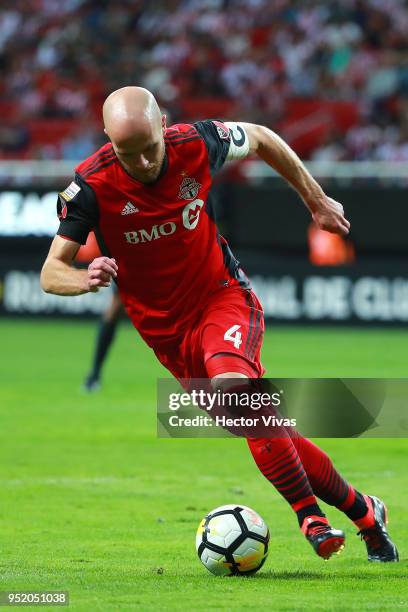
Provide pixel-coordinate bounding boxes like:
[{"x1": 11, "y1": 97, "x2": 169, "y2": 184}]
[{"x1": 0, "y1": 0, "x2": 407, "y2": 160}]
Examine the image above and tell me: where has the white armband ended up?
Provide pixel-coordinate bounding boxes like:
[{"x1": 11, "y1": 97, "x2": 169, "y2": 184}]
[{"x1": 225, "y1": 122, "x2": 250, "y2": 161}]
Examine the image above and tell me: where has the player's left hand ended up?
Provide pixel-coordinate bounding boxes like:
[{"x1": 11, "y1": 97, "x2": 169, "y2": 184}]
[{"x1": 310, "y1": 195, "x2": 350, "y2": 236}]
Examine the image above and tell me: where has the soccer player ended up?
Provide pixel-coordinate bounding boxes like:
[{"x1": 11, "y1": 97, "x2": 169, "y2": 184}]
[{"x1": 41, "y1": 86, "x2": 398, "y2": 562}]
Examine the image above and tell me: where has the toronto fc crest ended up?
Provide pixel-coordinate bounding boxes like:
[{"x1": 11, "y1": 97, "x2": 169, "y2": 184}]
[{"x1": 178, "y1": 176, "x2": 201, "y2": 200}]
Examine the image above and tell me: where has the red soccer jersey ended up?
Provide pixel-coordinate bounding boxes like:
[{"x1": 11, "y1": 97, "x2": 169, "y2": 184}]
[{"x1": 57, "y1": 121, "x2": 250, "y2": 346}]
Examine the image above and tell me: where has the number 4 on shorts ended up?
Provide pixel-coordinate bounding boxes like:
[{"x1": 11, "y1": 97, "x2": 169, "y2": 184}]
[{"x1": 224, "y1": 324, "x2": 242, "y2": 349}]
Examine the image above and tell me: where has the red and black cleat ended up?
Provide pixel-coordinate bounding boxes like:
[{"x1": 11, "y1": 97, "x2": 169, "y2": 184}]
[
  {"x1": 356, "y1": 496, "x2": 399, "y2": 562},
  {"x1": 301, "y1": 516, "x2": 345, "y2": 560}
]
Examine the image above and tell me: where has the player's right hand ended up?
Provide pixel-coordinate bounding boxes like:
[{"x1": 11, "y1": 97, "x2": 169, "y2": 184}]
[{"x1": 87, "y1": 257, "x2": 118, "y2": 291}]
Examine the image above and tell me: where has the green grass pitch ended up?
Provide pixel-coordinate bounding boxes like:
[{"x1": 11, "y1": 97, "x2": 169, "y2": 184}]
[{"x1": 0, "y1": 319, "x2": 407, "y2": 610}]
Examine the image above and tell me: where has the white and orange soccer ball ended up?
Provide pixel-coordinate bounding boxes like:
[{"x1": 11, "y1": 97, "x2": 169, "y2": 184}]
[{"x1": 196, "y1": 504, "x2": 269, "y2": 576}]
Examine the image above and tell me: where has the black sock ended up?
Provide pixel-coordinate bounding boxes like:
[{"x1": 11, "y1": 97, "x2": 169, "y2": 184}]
[
  {"x1": 89, "y1": 319, "x2": 118, "y2": 380},
  {"x1": 297, "y1": 504, "x2": 326, "y2": 528},
  {"x1": 343, "y1": 491, "x2": 368, "y2": 521}
]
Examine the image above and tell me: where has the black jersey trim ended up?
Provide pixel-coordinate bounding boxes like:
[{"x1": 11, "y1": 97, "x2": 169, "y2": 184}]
[
  {"x1": 220, "y1": 239, "x2": 251, "y2": 290},
  {"x1": 243, "y1": 291, "x2": 263, "y2": 360},
  {"x1": 56, "y1": 173, "x2": 99, "y2": 245},
  {"x1": 164, "y1": 132, "x2": 198, "y2": 142},
  {"x1": 194, "y1": 120, "x2": 230, "y2": 175},
  {"x1": 81, "y1": 147, "x2": 114, "y2": 174},
  {"x1": 165, "y1": 136, "x2": 201, "y2": 146},
  {"x1": 165, "y1": 126, "x2": 196, "y2": 136},
  {"x1": 165, "y1": 128, "x2": 196, "y2": 141},
  {"x1": 82, "y1": 156, "x2": 117, "y2": 178},
  {"x1": 244, "y1": 299, "x2": 256, "y2": 358},
  {"x1": 248, "y1": 309, "x2": 263, "y2": 360},
  {"x1": 81, "y1": 152, "x2": 116, "y2": 176},
  {"x1": 93, "y1": 225, "x2": 112, "y2": 259}
]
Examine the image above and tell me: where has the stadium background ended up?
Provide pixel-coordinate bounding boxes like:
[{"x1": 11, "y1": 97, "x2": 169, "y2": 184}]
[{"x1": 1, "y1": 1, "x2": 407, "y2": 610}]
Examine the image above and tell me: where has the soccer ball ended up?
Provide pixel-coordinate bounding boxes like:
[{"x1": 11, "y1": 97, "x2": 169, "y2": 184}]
[{"x1": 196, "y1": 504, "x2": 269, "y2": 576}]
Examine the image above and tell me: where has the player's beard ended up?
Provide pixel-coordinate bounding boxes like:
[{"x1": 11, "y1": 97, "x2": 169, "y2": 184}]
[{"x1": 128, "y1": 149, "x2": 166, "y2": 184}]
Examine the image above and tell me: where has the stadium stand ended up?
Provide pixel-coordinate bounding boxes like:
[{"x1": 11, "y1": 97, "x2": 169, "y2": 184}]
[{"x1": 0, "y1": 0, "x2": 407, "y2": 160}]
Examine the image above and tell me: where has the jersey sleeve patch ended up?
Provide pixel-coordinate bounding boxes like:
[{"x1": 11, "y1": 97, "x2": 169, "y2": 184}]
[
  {"x1": 193, "y1": 119, "x2": 231, "y2": 174},
  {"x1": 56, "y1": 174, "x2": 98, "y2": 245},
  {"x1": 59, "y1": 181, "x2": 81, "y2": 201},
  {"x1": 194, "y1": 119, "x2": 250, "y2": 172},
  {"x1": 224, "y1": 122, "x2": 250, "y2": 161},
  {"x1": 212, "y1": 120, "x2": 230, "y2": 140}
]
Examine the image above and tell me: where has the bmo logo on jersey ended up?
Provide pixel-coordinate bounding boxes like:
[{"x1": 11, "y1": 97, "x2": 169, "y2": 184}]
[
  {"x1": 124, "y1": 222, "x2": 176, "y2": 244},
  {"x1": 124, "y1": 198, "x2": 205, "y2": 244}
]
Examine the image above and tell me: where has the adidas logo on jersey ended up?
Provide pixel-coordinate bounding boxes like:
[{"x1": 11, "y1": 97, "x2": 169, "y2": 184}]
[{"x1": 121, "y1": 201, "x2": 139, "y2": 215}]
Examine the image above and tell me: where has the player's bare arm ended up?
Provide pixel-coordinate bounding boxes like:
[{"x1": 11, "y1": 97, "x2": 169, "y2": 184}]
[
  {"x1": 240, "y1": 123, "x2": 350, "y2": 236},
  {"x1": 41, "y1": 235, "x2": 117, "y2": 296}
]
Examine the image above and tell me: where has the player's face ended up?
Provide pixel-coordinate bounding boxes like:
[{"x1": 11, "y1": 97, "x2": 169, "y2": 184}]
[{"x1": 112, "y1": 116, "x2": 166, "y2": 183}]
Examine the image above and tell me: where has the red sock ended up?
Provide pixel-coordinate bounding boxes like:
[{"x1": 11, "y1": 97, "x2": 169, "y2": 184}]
[
  {"x1": 290, "y1": 434, "x2": 368, "y2": 521},
  {"x1": 209, "y1": 378, "x2": 328, "y2": 528},
  {"x1": 247, "y1": 437, "x2": 326, "y2": 527}
]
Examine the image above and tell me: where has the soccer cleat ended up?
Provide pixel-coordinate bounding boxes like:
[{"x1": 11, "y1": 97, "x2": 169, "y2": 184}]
[
  {"x1": 356, "y1": 496, "x2": 399, "y2": 562},
  {"x1": 301, "y1": 516, "x2": 345, "y2": 560},
  {"x1": 82, "y1": 374, "x2": 101, "y2": 393}
]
